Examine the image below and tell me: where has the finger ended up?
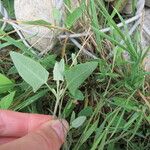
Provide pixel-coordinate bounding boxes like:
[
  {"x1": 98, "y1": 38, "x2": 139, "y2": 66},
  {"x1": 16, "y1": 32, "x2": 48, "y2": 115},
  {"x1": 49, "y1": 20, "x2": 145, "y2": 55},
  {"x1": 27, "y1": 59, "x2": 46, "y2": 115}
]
[
  {"x1": 0, "y1": 110, "x2": 53, "y2": 137},
  {"x1": 0, "y1": 137, "x2": 16, "y2": 145},
  {"x1": 0, "y1": 120, "x2": 69, "y2": 150}
]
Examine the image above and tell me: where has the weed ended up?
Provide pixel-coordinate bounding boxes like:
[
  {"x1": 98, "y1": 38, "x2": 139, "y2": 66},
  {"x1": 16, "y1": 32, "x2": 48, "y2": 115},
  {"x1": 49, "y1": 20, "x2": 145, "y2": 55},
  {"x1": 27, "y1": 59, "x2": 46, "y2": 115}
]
[{"x1": 0, "y1": 0, "x2": 150, "y2": 149}]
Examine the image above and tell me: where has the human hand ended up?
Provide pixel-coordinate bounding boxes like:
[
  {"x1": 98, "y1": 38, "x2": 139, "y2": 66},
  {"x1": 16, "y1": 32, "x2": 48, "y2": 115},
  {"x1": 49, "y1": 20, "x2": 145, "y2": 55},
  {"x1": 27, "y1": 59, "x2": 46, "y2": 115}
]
[{"x1": 0, "y1": 110, "x2": 68, "y2": 150}]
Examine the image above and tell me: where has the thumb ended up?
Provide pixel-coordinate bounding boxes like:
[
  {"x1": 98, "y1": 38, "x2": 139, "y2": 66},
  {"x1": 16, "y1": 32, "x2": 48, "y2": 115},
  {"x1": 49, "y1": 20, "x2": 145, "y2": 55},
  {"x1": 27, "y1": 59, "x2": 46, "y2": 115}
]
[{"x1": 0, "y1": 119, "x2": 69, "y2": 150}]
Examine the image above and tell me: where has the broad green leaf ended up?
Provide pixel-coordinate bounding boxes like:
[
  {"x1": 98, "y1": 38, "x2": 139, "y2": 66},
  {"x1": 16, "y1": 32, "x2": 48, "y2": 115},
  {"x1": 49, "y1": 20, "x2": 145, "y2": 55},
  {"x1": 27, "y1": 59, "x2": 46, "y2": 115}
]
[
  {"x1": 53, "y1": 59, "x2": 65, "y2": 81},
  {"x1": 40, "y1": 54, "x2": 56, "y2": 69},
  {"x1": 65, "y1": 61, "x2": 98, "y2": 96},
  {"x1": 0, "y1": 73, "x2": 14, "y2": 94},
  {"x1": 0, "y1": 91, "x2": 15, "y2": 109},
  {"x1": 71, "y1": 116, "x2": 86, "y2": 128},
  {"x1": 10, "y1": 52, "x2": 49, "y2": 92},
  {"x1": 78, "y1": 107, "x2": 93, "y2": 117},
  {"x1": 73, "y1": 90, "x2": 84, "y2": 100}
]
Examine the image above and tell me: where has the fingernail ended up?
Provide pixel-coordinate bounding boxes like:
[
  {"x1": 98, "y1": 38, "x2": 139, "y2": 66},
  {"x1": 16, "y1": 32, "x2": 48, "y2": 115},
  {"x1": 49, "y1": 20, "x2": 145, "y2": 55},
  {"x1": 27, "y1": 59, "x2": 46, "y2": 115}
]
[{"x1": 50, "y1": 119, "x2": 69, "y2": 142}]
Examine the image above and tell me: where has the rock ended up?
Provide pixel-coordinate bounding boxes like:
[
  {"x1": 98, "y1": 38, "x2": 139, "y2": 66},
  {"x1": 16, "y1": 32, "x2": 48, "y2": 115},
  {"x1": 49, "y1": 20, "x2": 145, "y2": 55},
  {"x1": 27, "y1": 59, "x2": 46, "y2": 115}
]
[
  {"x1": 142, "y1": 8, "x2": 150, "y2": 72},
  {"x1": 105, "y1": 0, "x2": 133, "y2": 14},
  {"x1": 145, "y1": 0, "x2": 150, "y2": 7},
  {"x1": 14, "y1": 0, "x2": 64, "y2": 51},
  {"x1": 122, "y1": 0, "x2": 133, "y2": 15}
]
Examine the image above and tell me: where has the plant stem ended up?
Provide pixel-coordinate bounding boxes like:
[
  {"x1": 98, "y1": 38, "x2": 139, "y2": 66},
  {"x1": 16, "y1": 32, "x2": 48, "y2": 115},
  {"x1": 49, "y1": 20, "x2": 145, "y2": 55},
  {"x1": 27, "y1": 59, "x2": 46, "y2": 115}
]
[
  {"x1": 53, "y1": 81, "x2": 60, "y2": 116},
  {"x1": 45, "y1": 83, "x2": 56, "y2": 95}
]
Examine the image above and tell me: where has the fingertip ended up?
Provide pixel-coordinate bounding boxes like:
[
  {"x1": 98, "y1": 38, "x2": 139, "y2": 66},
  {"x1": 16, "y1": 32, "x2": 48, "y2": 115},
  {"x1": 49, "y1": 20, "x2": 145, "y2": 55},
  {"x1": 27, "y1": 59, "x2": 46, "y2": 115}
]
[
  {"x1": 0, "y1": 119, "x2": 69, "y2": 150},
  {"x1": 28, "y1": 113, "x2": 53, "y2": 132},
  {"x1": 43, "y1": 119, "x2": 69, "y2": 143}
]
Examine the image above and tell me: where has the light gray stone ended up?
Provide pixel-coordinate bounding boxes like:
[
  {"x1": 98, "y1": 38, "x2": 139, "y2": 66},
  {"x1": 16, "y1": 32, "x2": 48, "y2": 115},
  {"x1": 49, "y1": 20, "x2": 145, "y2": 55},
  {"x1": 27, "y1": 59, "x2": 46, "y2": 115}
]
[
  {"x1": 14, "y1": 0, "x2": 64, "y2": 51},
  {"x1": 145, "y1": 0, "x2": 150, "y2": 7}
]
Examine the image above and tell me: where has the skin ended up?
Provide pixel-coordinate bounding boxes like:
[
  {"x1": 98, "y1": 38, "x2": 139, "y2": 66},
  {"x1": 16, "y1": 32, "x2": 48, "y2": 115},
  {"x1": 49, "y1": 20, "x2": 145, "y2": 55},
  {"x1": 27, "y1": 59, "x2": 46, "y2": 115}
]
[{"x1": 0, "y1": 110, "x2": 68, "y2": 150}]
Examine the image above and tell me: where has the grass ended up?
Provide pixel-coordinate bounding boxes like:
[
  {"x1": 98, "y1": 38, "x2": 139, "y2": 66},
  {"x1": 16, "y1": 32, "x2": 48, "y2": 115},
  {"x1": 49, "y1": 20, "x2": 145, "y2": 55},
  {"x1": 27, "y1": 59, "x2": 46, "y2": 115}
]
[{"x1": 0, "y1": 0, "x2": 150, "y2": 149}]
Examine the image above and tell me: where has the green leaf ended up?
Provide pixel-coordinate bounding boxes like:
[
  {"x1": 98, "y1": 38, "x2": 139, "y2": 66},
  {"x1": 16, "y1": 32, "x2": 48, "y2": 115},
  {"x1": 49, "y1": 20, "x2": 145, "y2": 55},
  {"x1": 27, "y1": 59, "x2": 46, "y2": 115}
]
[
  {"x1": 52, "y1": 7, "x2": 62, "y2": 22},
  {"x1": 22, "y1": 20, "x2": 52, "y2": 29},
  {"x1": 10, "y1": 51, "x2": 49, "y2": 92},
  {"x1": 70, "y1": 111, "x2": 76, "y2": 123},
  {"x1": 78, "y1": 107, "x2": 93, "y2": 117},
  {"x1": 14, "y1": 90, "x2": 48, "y2": 110},
  {"x1": 73, "y1": 90, "x2": 84, "y2": 100},
  {"x1": 40, "y1": 54, "x2": 56, "y2": 69},
  {"x1": 0, "y1": 91, "x2": 15, "y2": 109},
  {"x1": 71, "y1": 53, "x2": 77, "y2": 65},
  {"x1": 0, "y1": 30, "x2": 35, "y2": 56},
  {"x1": 112, "y1": 97, "x2": 138, "y2": 111},
  {"x1": 71, "y1": 116, "x2": 86, "y2": 128},
  {"x1": 124, "y1": 112, "x2": 139, "y2": 129},
  {"x1": 65, "y1": 61, "x2": 98, "y2": 96},
  {"x1": 81, "y1": 120, "x2": 99, "y2": 144},
  {"x1": 108, "y1": 115, "x2": 126, "y2": 128},
  {"x1": 53, "y1": 59, "x2": 65, "y2": 81},
  {"x1": 62, "y1": 100, "x2": 75, "y2": 118},
  {"x1": 0, "y1": 73, "x2": 14, "y2": 94},
  {"x1": 65, "y1": 2, "x2": 85, "y2": 28}
]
